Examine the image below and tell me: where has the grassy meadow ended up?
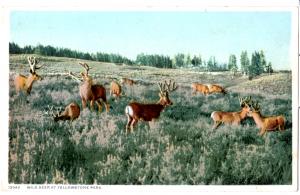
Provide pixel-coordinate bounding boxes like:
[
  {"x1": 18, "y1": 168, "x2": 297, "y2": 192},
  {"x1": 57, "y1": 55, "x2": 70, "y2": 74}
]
[{"x1": 8, "y1": 54, "x2": 292, "y2": 184}]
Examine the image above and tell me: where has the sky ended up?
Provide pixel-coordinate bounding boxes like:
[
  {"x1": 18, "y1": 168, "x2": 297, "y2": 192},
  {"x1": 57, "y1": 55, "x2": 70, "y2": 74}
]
[{"x1": 10, "y1": 11, "x2": 292, "y2": 69}]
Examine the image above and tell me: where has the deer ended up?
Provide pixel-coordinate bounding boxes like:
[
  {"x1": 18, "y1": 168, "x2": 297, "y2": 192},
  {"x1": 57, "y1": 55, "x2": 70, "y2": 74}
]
[
  {"x1": 121, "y1": 78, "x2": 136, "y2": 86},
  {"x1": 191, "y1": 83, "x2": 226, "y2": 96},
  {"x1": 125, "y1": 80, "x2": 177, "y2": 133},
  {"x1": 14, "y1": 56, "x2": 44, "y2": 95},
  {"x1": 191, "y1": 83, "x2": 209, "y2": 95},
  {"x1": 207, "y1": 84, "x2": 227, "y2": 95},
  {"x1": 68, "y1": 62, "x2": 110, "y2": 113},
  {"x1": 110, "y1": 80, "x2": 122, "y2": 98},
  {"x1": 210, "y1": 96, "x2": 252, "y2": 129},
  {"x1": 248, "y1": 100, "x2": 285, "y2": 136},
  {"x1": 53, "y1": 102, "x2": 80, "y2": 121}
]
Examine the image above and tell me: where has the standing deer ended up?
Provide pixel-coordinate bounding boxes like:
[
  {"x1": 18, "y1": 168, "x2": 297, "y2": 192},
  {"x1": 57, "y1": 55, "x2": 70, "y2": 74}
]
[
  {"x1": 210, "y1": 96, "x2": 252, "y2": 129},
  {"x1": 14, "y1": 56, "x2": 43, "y2": 95},
  {"x1": 68, "y1": 62, "x2": 110, "y2": 113},
  {"x1": 125, "y1": 80, "x2": 178, "y2": 132},
  {"x1": 248, "y1": 101, "x2": 285, "y2": 136},
  {"x1": 53, "y1": 102, "x2": 81, "y2": 121},
  {"x1": 125, "y1": 80, "x2": 177, "y2": 133},
  {"x1": 110, "y1": 80, "x2": 122, "y2": 98}
]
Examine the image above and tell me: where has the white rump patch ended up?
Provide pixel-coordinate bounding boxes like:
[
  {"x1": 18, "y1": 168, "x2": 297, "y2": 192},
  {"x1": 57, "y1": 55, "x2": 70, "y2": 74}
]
[
  {"x1": 125, "y1": 106, "x2": 134, "y2": 116},
  {"x1": 211, "y1": 111, "x2": 216, "y2": 118}
]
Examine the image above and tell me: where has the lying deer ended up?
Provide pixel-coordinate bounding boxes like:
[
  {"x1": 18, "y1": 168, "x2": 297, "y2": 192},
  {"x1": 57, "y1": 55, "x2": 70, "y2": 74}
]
[
  {"x1": 121, "y1": 78, "x2": 136, "y2": 86},
  {"x1": 191, "y1": 83, "x2": 209, "y2": 95},
  {"x1": 211, "y1": 96, "x2": 252, "y2": 129},
  {"x1": 53, "y1": 102, "x2": 80, "y2": 121},
  {"x1": 192, "y1": 83, "x2": 226, "y2": 95},
  {"x1": 248, "y1": 101, "x2": 285, "y2": 136},
  {"x1": 125, "y1": 80, "x2": 177, "y2": 133},
  {"x1": 14, "y1": 56, "x2": 43, "y2": 95},
  {"x1": 68, "y1": 62, "x2": 110, "y2": 113}
]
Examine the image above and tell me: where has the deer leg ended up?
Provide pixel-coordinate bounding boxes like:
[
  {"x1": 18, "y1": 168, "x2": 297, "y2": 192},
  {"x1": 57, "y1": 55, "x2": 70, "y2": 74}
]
[
  {"x1": 130, "y1": 118, "x2": 138, "y2": 132},
  {"x1": 126, "y1": 115, "x2": 133, "y2": 133},
  {"x1": 90, "y1": 100, "x2": 95, "y2": 111},
  {"x1": 95, "y1": 100, "x2": 103, "y2": 113},
  {"x1": 212, "y1": 121, "x2": 222, "y2": 130},
  {"x1": 103, "y1": 101, "x2": 110, "y2": 113},
  {"x1": 82, "y1": 99, "x2": 87, "y2": 109},
  {"x1": 258, "y1": 128, "x2": 266, "y2": 136}
]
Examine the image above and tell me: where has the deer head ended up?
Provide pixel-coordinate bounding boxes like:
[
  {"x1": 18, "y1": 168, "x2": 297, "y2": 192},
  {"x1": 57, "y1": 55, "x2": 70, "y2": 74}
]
[
  {"x1": 248, "y1": 100, "x2": 261, "y2": 116},
  {"x1": 157, "y1": 80, "x2": 178, "y2": 106}
]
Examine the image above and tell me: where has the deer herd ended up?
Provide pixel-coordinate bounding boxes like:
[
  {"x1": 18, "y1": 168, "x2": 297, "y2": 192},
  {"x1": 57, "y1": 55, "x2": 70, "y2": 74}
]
[{"x1": 13, "y1": 56, "x2": 286, "y2": 136}]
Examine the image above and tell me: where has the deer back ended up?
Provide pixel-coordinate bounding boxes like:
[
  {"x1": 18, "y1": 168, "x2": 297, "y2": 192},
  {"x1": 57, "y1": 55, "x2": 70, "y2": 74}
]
[{"x1": 127, "y1": 102, "x2": 165, "y2": 121}]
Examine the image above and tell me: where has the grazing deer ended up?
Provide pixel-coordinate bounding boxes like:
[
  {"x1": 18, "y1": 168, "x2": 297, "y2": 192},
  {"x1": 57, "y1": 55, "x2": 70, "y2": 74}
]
[
  {"x1": 248, "y1": 101, "x2": 285, "y2": 136},
  {"x1": 68, "y1": 62, "x2": 110, "y2": 113},
  {"x1": 53, "y1": 102, "x2": 81, "y2": 121},
  {"x1": 125, "y1": 80, "x2": 177, "y2": 133},
  {"x1": 210, "y1": 96, "x2": 252, "y2": 129},
  {"x1": 191, "y1": 83, "x2": 209, "y2": 95},
  {"x1": 110, "y1": 80, "x2": 122, "y2": 98},
  {"x1": 121, "y1": 78, "x2": 136, "y2": 86},
  {"x1": 14, "y1": 56, "x2": 43, "y2": 95}
]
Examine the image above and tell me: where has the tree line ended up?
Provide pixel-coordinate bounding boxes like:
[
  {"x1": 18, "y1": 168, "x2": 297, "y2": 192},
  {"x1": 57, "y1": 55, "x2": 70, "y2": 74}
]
[
  {"x1": 9, "y1": 42, "x2": 134, "y2": 65},
  {"x1": 10, "y1": 42, "x2": 274, "y2": 79}
]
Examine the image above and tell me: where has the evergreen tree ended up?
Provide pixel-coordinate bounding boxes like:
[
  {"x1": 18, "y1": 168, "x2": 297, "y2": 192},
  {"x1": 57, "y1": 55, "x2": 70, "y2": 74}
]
[
  {"x1": 228, "y1": 54, "x2": 238, "y2": 75},
  {"x1": 240, "y1": 51, "x2": 250, "y2": 75}
]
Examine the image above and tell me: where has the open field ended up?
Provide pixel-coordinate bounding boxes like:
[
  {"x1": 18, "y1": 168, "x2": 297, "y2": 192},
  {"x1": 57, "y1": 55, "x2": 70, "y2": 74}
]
[{"x1": 9, "y1": 55, "x2": 292, "y2": 184}]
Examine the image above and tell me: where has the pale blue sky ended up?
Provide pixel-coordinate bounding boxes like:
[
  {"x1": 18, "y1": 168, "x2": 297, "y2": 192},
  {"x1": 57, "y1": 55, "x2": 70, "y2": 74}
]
[{"x1": 10, "y1": 11, "x2": 291, "y2": 69}]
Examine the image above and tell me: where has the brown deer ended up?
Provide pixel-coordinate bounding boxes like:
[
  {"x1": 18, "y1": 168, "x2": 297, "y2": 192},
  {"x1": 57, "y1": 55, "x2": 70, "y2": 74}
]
[
  {"x1": 68, "y1": 62, "x2": 110, "y2": 113},
  {"x1": 210, "y1": 96, "x2": 252, "y2": 129},
  {"x1": 207, "y1": 84, "x2": 227, "y2": 95},
  {"x1": 14, "y1": 56, "x2": 43, "y2": 95},
  {"x1": 248, "y1": 101, "x2": 285, "y2": 136},
  {"x1": 191, "y1": 83, "x2": 226, "y2": 95},
  {"x1": 121, "y1": 78, "x2": 136, "y2": 86},
  {"x1": 191, "y1": 83, "x2": 209, "y2": 95},
  {"x1": 125, "y1": 80, "x2": 177, "y2": 133},
  {"x1": 53, "y1": 102, "x2": 81, "y2": 121},
  {"x1": 110, "y1": 80, "x2": 122, "y2": 98}
]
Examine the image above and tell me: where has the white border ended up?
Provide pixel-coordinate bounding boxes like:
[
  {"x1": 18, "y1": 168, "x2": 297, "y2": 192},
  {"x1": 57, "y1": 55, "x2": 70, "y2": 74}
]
[{"x1": 0, "y1": 0, "x2": 298, "y2": 193}]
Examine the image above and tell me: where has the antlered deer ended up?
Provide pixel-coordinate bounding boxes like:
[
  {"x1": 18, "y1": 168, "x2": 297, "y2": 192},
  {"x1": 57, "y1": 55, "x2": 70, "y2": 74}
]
[
  {"x1": 53, "y1": 102, "x2": 80, "y2": 121},
  {"x1": 110, "y1": 80, "x2": 122, "y2": 98},
  {"x1": 14, "y1": 56, "x2": 43, "y2": 95},
  {"x1": 68, "y1": 62, "x2": 110, "y2": 113},
  {"x1": 125, "y1": 80, "x2": 177, "y2": 133},
  {"x1": 121, "y1": 78, "x2": 136, "y2": 86},
  {"x1": 248, "y1": 101, "x2": 285, "y2": 136},
  {"x1": 211, "y1": 96, "x2": 252, "y2": 129}
]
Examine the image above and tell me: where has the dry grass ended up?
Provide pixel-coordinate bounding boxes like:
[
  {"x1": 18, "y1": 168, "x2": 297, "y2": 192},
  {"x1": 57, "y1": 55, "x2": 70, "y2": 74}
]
[{"x1": 8, "y1": 55, "x2": 292, "y2": 185}]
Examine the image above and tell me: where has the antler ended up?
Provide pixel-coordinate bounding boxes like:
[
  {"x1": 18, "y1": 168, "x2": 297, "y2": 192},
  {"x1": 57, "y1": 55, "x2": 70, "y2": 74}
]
[
  {"x1": 28, "y1": 56, "x2": 44, "y2": 72},
  {"x1": 67, "y1": 71, "x2": 83, "y2": 83},
  {"x1": 43, "y1": 105, "x2": 63, "y2": 117},
  {"x1": 164, "y1": 80, "x2": 178, "y2": 93},
  {"x1": 251, "y1": 100, "x2": 261, "y2": 112},
  {"x1": 79, "y1": 62, "x2": 90, "y2": 75},
  {"x1": 239, "y1": 96, "x2": 252, "y2": 107}
]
